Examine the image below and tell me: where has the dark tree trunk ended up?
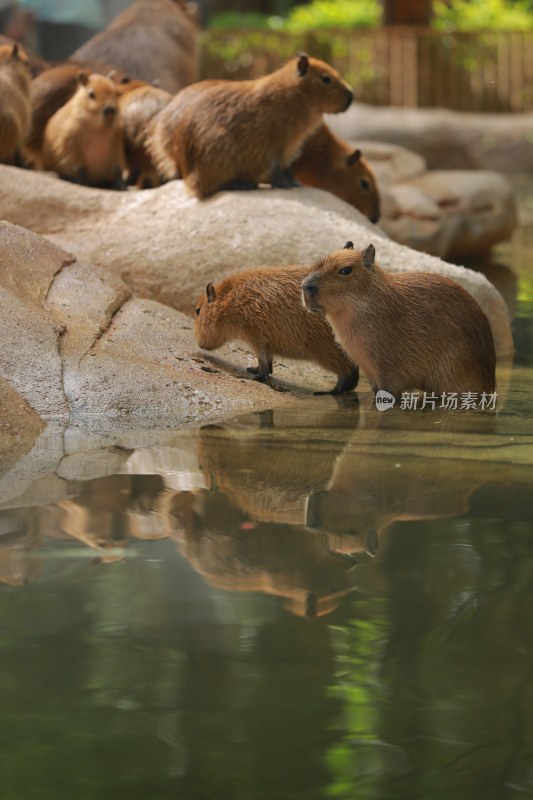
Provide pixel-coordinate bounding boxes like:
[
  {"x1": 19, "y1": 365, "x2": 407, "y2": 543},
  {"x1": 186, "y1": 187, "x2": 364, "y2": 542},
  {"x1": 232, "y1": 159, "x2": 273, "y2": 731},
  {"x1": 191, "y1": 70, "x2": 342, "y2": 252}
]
[{"x1": 383, "y1": 0, "x2": 433, "y2": 26}]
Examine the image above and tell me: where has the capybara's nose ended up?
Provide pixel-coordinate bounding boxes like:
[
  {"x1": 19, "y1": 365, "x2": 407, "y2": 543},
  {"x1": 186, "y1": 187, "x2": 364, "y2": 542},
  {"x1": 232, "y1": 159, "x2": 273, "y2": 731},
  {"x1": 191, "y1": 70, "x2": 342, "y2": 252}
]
[
  {"x1": 370, "y1": 202, "x2": 380, "y2": 224},
  {"x1": 103, "y1": 105, "x2": 117, "y2": 119},
  {"x1": 344, "y1": 89, "x2": 354, "y2": 110},
  {"x1": 303, "y1": 282, "x2": 318, "y2": 297}
]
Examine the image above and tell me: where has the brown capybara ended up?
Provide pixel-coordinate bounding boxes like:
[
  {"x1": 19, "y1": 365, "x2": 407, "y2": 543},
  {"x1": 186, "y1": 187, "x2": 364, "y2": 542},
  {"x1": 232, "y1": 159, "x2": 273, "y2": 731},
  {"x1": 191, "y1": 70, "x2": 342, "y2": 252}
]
[
  {"x1": 70, "y1": 0, "x2": 197, "y2": 94},
  {"x1": 42, "y1": 72, "x2": 126, "y2": 187},
  {"x1": 0, "y1": 34, "x2": 49, "y2": 77},
  {"x1": 148, "y1": 53, "x2": 353, "y2": 197},
  {"x1": 292, "y1": 124, "x2": 380, "y2": 223},
  {"x1": 302, "y1": 242, "x2": 496, "y2": 398},
  {"x1": 25, "y1": 63, "x2": 131, "y2": 167},
  {"x1": 0, "y1": 43, "x2": 31, "y2": 164},
  {"x1": 194, "y1": 265, "x2": 359, "y2": 394},
  {"x1": 119, "y1": 83, "x2": 172, "y2": 187}
]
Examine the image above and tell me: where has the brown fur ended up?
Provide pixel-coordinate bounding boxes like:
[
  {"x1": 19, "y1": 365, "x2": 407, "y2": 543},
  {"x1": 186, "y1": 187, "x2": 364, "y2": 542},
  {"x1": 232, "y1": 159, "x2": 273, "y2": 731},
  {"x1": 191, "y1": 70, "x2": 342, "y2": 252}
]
[
  {"x1": 302, "y1": 243, "x2": 496, "y2": 397},
  {"x1": 292, "y1": 123, "x2": 380, "y2": 223},
  {"x1": 0, "y1": 35, "x2": 49, "y2": 77},
  {"x1": 194, "y1": 265, "x2": 359, "y2": 394},
  {"x1": 41, "y1": 73, "x2": 126, "y2": 187},
  {"x1": 25, "y1": 63, "x2": 131, "y2": 167},
  {"x1": 119, "y1": 83, "x2": 172, "y2": 186},
  {"x1": 70, "y1": 0, "x2": 197, "y2": 94},
  {"x1": 148, "y1": 54, "x2": 353, "y2": 197},
  {"x1": 0, "y1": 43, "x2": 31, "y2": 164}
]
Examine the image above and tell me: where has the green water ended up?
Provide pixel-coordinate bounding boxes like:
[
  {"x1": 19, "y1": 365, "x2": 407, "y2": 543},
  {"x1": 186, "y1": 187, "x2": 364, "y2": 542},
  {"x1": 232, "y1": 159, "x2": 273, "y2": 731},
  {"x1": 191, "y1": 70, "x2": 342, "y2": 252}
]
[{"x1": 1, "y1": 183, "x2": 533, "y2": 800}]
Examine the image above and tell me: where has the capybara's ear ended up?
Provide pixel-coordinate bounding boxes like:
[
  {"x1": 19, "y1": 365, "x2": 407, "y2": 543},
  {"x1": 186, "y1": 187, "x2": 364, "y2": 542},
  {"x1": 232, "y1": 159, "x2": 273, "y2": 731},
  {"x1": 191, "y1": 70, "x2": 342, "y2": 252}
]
[
  {"x1": 107, "y1": 70, "x2": 116, "y2": 80},
  {"x1": 77, "y1": 71, "x2": 89, "y2": 87},
  {"x1": 121, "y1": 75, "x2": 131, "y2": 84},
  {"x1": 297, "y1": 52, "x2": 309, "y2": 77},
  {"x1": 11, "y1": 42, "x2": 19, "y2": 59},
  {"x1": 206, "y1": 283, "x2": 216, "y2": 303},
  {"x1": 362, "y1": 243, "x2": 375, "y2": 269},
  {"x1": 343, "y1": 241, "x2": 354, "y2": 250},
  {"x1": 346, "y1": 149, "x2": 362, "y2": 166}
]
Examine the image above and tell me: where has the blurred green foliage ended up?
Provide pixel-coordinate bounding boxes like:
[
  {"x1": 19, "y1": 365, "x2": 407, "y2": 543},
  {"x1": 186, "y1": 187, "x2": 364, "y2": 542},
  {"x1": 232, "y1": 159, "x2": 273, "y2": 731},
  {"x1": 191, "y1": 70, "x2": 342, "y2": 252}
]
[
  {"x1": 282, "y1": 0, "x2": 382, "y2": 32},
  {"x1": 434, "y1": 0, "x2": 533, "y2": 31}
]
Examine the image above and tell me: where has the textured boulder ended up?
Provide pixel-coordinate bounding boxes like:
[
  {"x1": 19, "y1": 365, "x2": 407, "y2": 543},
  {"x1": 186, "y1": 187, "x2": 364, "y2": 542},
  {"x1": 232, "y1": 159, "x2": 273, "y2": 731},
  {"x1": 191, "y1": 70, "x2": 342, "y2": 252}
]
[
  {"x1": 0, "y1": 166, "x2": 513, "y2": 360},
  {"x1": 327, "y1": 103, "x2": 533, "y2": 173},
  {"x1": 344, "y1": 140, "x2": 517, "y2": 259}
]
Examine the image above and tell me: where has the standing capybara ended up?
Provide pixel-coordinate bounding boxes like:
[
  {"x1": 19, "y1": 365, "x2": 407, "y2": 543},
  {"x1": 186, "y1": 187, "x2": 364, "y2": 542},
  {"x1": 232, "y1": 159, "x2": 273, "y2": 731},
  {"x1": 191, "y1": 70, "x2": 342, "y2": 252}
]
[
  {"x1": 70, "y1": 0, "x2": 197, "y2": 94},
  {"x1": 148, "y1": 53, "x2": 353, "y2": 197},
  {"x1": 25, "y1": 63, "x2": 130, "y2": 167},
  {"x1": 302, "y1": 242, "x2": 496, "y2": 398},
  {"x1": 0, "y1": 43, "x2": 31, "y2": 164},
  {"x1": 42, "y1": 72, "x2": 126, "y2": 187},
  {"x1": 119, "y1": 83, "x2": 172, "y2": 186},
  {"x1": 194, "y1": 265, "x2": 359, "y2": 394},
  {"x1": 292, "y1": 124, "x2": 380, "y2": 223}
]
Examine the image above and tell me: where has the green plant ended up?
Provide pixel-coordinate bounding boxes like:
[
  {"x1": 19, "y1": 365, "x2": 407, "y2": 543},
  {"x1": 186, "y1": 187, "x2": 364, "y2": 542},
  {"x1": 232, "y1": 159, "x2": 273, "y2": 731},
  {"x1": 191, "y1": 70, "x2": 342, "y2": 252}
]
[
  {"x1": 208, "y1": 12, "x2": 280, "y2": 30},
  {"x1": 283, "y1": 0, "x2": 381, "y2": 33},
  {"x1": 433, "y1": 0, "x2": 533, "y2": 31}
]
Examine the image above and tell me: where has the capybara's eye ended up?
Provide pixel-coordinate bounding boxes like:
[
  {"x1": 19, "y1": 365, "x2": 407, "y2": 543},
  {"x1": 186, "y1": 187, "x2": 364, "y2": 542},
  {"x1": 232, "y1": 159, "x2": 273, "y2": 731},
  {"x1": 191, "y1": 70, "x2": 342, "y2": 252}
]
[
  {"x1": 88, "y1": 89, "x2": 96, "y2": 99},
  {"x1": 338, "y1": 266, "x2": 353, "y2": 276},
  {"x1": 359, "y1": 178, "x2": 370, "y2": 191},
  {"x1": 195, "y1": 307, "x2": 201, "y2": 316},
  {"x1": 320, "y1": 74, "x2": 333, "y2": 85}
]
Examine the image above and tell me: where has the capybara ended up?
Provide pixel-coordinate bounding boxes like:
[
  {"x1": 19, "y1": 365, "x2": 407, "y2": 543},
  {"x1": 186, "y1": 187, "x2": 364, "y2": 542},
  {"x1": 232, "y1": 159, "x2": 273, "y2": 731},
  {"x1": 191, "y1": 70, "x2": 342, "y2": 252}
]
[
  {"x1": 119, "y1": 83, "x2": 172, "y2": 186},
  {"x1": 194, "y1": 265, "x2": 359, "y2": 394},
  {"x1": 0, "y1": 43, "x2": 31, "y2": 164},
  {"x1": 302, "y1": 242, "x2": 496, "y2": 398},
  {"x1": 70, "y1": 0, "x2": 197, "y2": 94},
  {"x1": 148, "y1": 53, "x2": 353, "y2": 197},
  {"x1": 292, "y1": 123, "x2": 380, "y2": 223},
  {"x1": 41, "y1": 72, "x2": 126, "y2": 187},
  {"x1": 0, "y1": 34, "x2": 49, "y2": 77},
  {"x1": 25, "y1": 63, "x2": 131, "y2": 167}
]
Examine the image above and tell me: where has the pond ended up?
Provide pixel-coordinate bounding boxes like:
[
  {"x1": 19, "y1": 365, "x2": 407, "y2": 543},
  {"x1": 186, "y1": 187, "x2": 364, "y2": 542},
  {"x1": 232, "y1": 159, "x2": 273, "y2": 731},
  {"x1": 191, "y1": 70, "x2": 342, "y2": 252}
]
[{"x1": 0, "y1": 180, "x2": 532, "y2": 800}]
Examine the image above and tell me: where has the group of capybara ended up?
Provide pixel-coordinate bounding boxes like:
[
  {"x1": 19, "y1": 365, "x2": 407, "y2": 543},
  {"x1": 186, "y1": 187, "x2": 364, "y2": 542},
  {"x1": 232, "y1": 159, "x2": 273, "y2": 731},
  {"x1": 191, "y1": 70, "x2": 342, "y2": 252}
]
[{"x1": 0, "y1": 0, "x2": 497, "y2": 402}]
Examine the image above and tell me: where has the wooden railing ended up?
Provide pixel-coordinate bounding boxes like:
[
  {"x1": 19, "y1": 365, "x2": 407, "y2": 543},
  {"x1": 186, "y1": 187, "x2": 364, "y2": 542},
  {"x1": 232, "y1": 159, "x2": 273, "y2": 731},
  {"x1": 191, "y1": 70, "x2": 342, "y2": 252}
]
[{"x1": 200, "y1": 28, "x2": 533, "y2": 112}]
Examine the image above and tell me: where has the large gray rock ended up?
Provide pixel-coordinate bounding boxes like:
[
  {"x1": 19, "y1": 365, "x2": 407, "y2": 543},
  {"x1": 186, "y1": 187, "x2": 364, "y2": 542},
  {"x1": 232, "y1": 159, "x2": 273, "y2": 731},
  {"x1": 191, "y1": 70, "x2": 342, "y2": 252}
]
[
  {"x1": 348, "y1": 140, "x2": 517, "y2": 259},
  {"x1": 0, "y1": 166, "x2": 513, "y2": 360},
  {"x1": 327, "y1": 103, "x2": 533, "y2": 172}
]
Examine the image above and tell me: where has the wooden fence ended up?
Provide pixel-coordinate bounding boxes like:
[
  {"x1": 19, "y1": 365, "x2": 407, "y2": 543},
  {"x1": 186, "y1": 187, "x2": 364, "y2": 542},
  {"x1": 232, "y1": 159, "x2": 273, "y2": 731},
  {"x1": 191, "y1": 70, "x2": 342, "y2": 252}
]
[{"x1": 200, "y1": 28, "x2": 533, "y2": 112}]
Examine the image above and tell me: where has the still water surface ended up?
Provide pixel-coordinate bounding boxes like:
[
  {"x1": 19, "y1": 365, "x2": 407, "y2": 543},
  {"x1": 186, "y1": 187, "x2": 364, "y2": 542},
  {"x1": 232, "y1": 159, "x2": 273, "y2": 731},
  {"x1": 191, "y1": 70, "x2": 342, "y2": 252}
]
[{"x1": 1, "y1": 182, "x2": 533, "y2": 800}]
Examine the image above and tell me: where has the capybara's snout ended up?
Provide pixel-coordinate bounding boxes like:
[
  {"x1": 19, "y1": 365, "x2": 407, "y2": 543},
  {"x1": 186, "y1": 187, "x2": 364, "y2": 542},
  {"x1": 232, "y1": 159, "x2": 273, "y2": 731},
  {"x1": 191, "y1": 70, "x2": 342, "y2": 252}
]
[{"x1": 344, "y1": 89, "x2": 354, "y2": 110}]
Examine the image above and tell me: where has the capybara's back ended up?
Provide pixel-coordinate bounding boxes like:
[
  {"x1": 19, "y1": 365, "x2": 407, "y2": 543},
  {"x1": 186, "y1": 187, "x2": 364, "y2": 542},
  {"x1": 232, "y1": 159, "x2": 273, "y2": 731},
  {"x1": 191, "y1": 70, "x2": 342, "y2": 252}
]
[
  {"x1": 70, "y1": 0, "x2": 197, "y2": 93},
  {"x1": 148, "y1": 54, "x2": 353, "y2": 197},
  {"x1": 119, "y1": 83, "x2": 172, "y2": 186},
  {"x1": 194, "y1": 265, "x2": 358, "y2": 394},
  {"x1": 0, "y1": 43, "x2": 31, "y2": 164},
  {"x1": 292, "y1": 124, "x2": 380, "y2": 223},
  {"x1": 302, "y1": 243, "x2": 496, "y2": 399}
]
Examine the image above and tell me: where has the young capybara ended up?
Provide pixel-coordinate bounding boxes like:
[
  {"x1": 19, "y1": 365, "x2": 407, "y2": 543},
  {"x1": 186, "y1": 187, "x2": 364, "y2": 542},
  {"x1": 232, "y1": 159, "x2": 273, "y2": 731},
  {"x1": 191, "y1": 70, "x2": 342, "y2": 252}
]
[
  {"x1": 119, "y1": 83, "x2": 172, "y2": 186},
  {"x1": 0, "y1": 43, "x2": 31, "y2": 164},
  {"x1": 0, "y1": 34, "x2": 49, "y2": 77},
  {"x1": 302, "y1": 242, "x2": 496, "y2": 398},
  {"x1": 25, "y1": 63, "x2": 130, "y2": 167},
  {"x1": 194, "y1": 265, "x2": 359, "y2": 394},
  {"x1": 292, "y1": 124, "x2": 380, "y2": 223},
  {"x1": 41, "y1": 72, "x2": 126, "y2": 187},
  {"x1": 148, "y1": 53, "x2": 353, "y2": 197},
  {"x1": 70, "y1": 0, "x2": 197, "y2": 94}
]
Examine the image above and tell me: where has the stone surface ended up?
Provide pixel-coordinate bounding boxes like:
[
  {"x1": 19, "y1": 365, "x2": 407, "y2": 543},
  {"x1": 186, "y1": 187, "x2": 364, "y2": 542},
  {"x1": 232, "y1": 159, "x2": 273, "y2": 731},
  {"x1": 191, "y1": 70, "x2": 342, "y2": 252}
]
[
  {"x1": 346, "y1": 140, "x2": 517, "y2": 259},
  {"x1": 0, "y1": 167, "x2": 513, "y2": 361},
  {"x1": 327, "y1": 103, "x2": 533, "y2": 173},
  {"x1": 381, "y1": 169, "x2": 517, "y2": 258}
]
